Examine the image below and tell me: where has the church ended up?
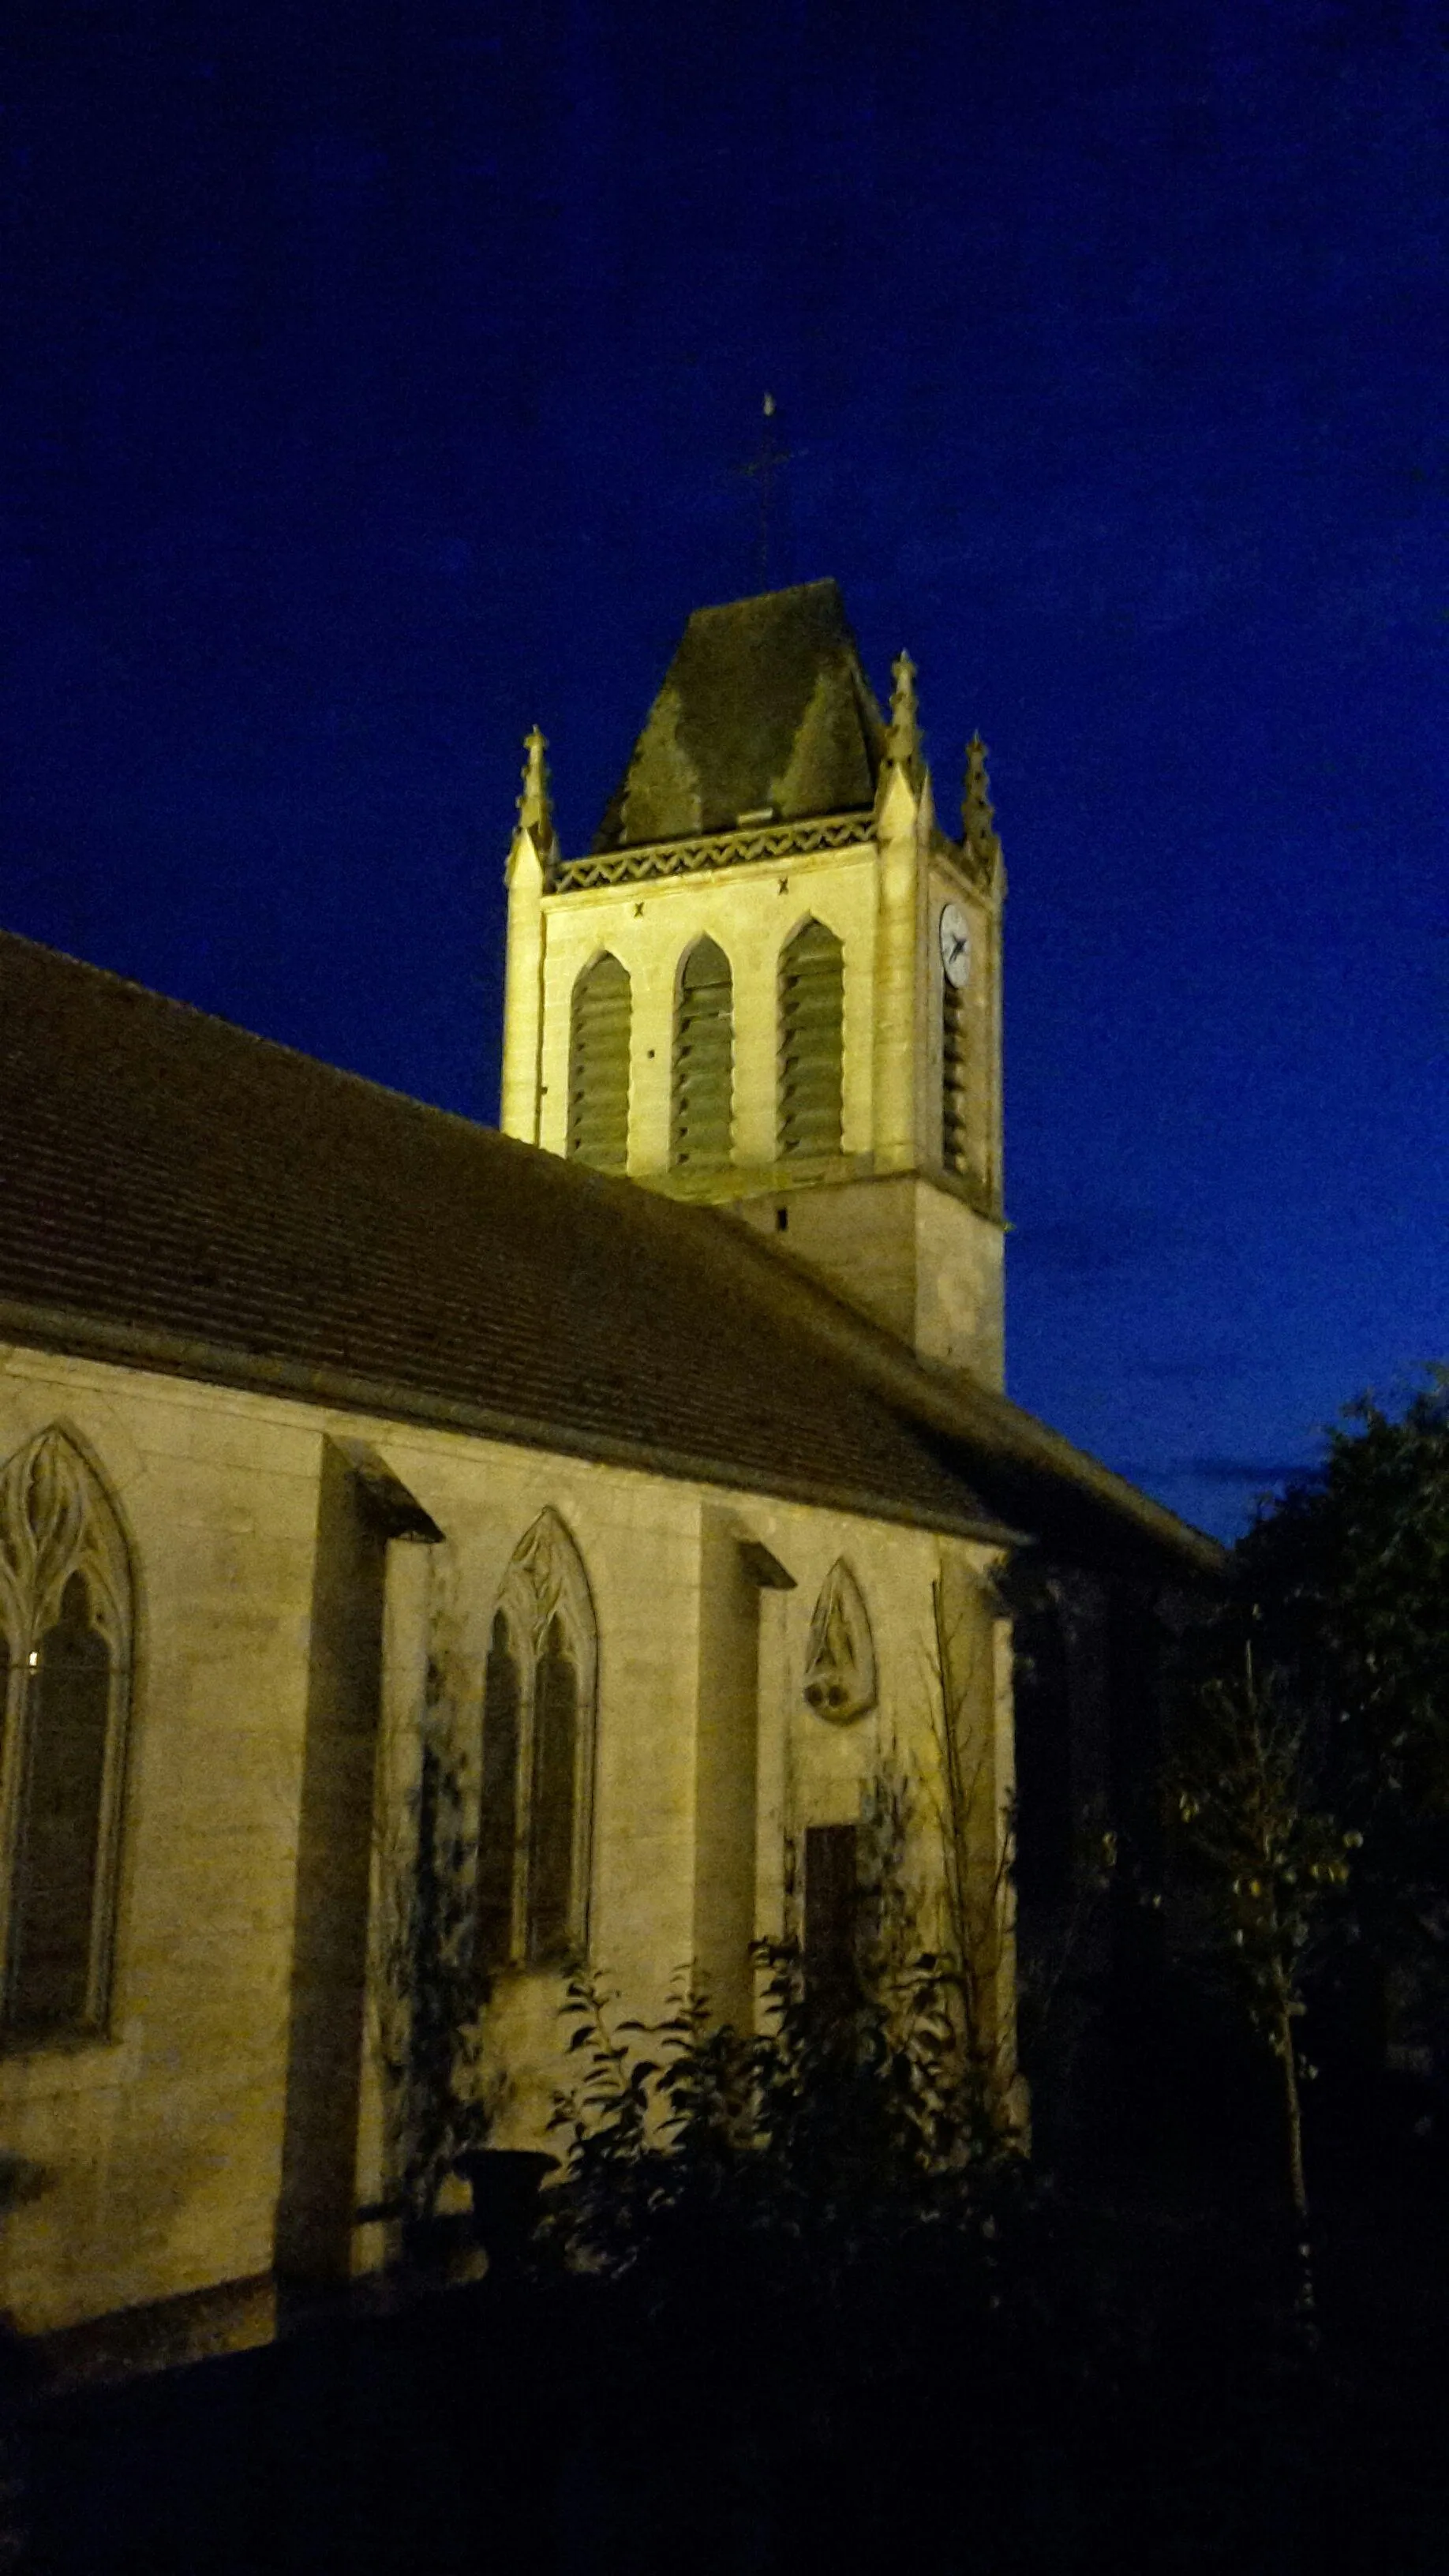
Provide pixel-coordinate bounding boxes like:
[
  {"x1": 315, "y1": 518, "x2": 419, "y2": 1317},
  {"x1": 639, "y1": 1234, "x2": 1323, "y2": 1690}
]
[{"x1": 0, "y1": 578, "x2": 1218, "y2": 2359}]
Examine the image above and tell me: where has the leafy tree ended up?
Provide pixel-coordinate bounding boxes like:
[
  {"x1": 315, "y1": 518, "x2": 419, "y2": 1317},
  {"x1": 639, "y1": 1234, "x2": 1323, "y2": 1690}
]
[
  {"x1": 1221, "y1": 1368, "x2": 1449, "y2": 2054},
  {"x1": 1170, "y1": 1658, "x2": 1358, "y2": 2338}
]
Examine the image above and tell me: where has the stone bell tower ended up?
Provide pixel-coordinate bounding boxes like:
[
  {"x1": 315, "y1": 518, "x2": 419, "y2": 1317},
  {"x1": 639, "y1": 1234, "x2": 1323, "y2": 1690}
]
[{"x1": 498, "y1": 579, "x2": 1006, "y2": 1389}]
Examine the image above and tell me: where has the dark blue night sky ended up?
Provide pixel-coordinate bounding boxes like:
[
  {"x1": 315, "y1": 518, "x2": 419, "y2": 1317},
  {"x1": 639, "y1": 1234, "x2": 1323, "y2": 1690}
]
[{"x1": 1, "y1": 0, "x2": 1443, "y2": 1541}]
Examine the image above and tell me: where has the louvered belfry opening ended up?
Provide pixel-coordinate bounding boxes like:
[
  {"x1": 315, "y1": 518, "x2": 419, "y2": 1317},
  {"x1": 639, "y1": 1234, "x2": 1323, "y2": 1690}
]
[
  {"x1": 778, "y1": 918, "x2": 844, "y2": 1159},
  {"x1": 672, "y1": 937, "x2": 734, "y2": 1170},
  {"x1": 567, "y1": 953, "x2": 631, "y2": 1170},
  {"x1": 942, "y1": 979, "x2": 969, "y2": 1174}
]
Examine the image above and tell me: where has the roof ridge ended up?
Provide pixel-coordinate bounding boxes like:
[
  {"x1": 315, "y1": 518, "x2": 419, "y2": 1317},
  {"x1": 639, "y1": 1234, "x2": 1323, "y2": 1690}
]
[
  {"x1": 0, "y1": 926, "x2": 1222, "y2": 1575},
  {"x1": 683, "y1": 1199, "x2": 1224, "y2": 1572},
  {"x1": 0, "y1": 923, "x2": 509, "y2": 1150}
]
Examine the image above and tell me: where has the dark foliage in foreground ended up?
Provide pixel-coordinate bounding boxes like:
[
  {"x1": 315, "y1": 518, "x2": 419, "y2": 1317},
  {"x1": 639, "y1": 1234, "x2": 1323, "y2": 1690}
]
[
  {"x1": 22, "y1": 1376, "x2": 1449, "y2": 2571},
  {"x1": 543, "y1": 1939, "x2": 1016, "y2": 2292},
  {"x1": 22, "y1": 2091, "x2": 1449, "y2": 2576},
  {"x1": 1193, "y1": 1370, "x2": 1449, "y2": 2059},
  {"x1": 21, "y1": 1920, "x2": 1449, "y2": 2576}
]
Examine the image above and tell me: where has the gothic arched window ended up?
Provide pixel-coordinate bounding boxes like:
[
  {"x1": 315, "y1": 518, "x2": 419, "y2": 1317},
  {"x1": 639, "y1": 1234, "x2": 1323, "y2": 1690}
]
[
  {"x1": 671, "y1": 936, "x2": 734, "y2": 1170},
  {"x1": 0, "y1": 1428, "x2": 133, "y2": 2039},
  {"x1": 567, "y1": 953, "x2": 632, "y2": 1171},
  {"x1": 477, "y1": 1511, "x2": 597, "y2": 1971},
  {"x1": 778, "y1": 919, "x2": 844, "y2": 1159}
]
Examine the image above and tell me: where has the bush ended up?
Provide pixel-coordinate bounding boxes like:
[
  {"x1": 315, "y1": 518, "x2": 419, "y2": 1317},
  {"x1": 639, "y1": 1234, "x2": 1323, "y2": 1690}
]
[{"x1": 541, "y1": 1925, "x2": 1032, "y2": 2391}]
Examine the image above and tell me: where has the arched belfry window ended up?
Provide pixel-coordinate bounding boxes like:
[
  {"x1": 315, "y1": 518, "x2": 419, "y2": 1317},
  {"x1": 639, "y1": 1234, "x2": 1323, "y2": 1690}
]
[
  {"x1": 477, "y1": 1510, "x2": 597, "y2": 1971},
  {"x1": 778, "y1": 919, "x2": 844, "y2": 1159},
  {"x1": 671, "y1": 936, "x2": 734, "y2": 1170},
  {"x1": 0, "y1": 1428, "x2": 133, "y2": 2039},
  {"x1": 567, "y1": 953, "x2": 631, "y2": 1172}
]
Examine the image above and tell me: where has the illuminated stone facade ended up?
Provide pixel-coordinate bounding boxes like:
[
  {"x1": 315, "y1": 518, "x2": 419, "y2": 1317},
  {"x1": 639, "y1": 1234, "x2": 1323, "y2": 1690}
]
[
  {"x1": 0, "y1": 582, "x2": 1217, "y2": 2361},
  {"x1": 0, "y1": 1343, "x2": 1011, "y2": 2340}
]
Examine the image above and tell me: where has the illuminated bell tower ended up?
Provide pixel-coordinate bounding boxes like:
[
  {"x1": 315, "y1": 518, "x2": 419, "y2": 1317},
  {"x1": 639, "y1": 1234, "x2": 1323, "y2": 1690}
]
[{"x1": 499, "y1": 580, "x2": 1006, "y2": 1389}]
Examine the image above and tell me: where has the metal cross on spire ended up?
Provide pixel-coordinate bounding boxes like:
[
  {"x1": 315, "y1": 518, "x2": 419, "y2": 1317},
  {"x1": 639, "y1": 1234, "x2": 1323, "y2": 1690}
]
[{"x1": 736, "y1": 393, "x2": 797, "y2": 590}]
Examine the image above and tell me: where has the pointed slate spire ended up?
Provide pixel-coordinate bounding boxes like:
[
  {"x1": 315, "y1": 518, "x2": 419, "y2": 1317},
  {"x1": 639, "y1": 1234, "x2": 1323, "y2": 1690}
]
[{"x1": 962, "y1": 733, "x2": 1002, "y2": 880}]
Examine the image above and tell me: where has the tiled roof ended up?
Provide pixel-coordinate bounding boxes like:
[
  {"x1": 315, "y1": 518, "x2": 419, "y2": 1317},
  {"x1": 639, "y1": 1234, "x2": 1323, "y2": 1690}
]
[
  {"x1": 0, "y1": 930, "x2": 1006, "y2": 1539},
  {"x1": 0, "y1": 930, "x2": 1221, "y2": 1574},
  {"x1": 593, "y1": 581, "x2": 887, "y2": 851}
]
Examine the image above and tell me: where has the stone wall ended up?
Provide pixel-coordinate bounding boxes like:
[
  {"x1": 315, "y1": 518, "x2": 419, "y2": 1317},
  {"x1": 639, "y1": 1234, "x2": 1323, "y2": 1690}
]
[{"x1": 0, "y1": 1341, "x2": 1010, "y2": 2335}]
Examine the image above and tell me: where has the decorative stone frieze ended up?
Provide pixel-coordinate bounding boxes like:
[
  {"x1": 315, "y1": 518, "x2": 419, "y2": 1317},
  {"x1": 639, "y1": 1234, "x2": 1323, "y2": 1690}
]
[{"x1": 548, "y1": 811, "x2": 874, "y2": 893}]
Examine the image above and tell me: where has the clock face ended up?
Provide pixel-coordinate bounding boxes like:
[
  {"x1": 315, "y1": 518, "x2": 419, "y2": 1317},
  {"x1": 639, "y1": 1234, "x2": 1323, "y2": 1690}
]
[{"x1": 939, "y1": 902, "x2": 972, "y2": 991}]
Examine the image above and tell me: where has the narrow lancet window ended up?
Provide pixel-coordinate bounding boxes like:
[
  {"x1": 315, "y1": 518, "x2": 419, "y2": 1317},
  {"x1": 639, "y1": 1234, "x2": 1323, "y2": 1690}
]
[
  {"x1": 567, "y1": 953, "x2": 631, "y2": 1171},
  {"x1": 9, "y1": 1574, "x2": 112, "y2": 2033},
  {"x1": 778, "y1": 919, "x2": 844, "y2": 1159},
  {"x1": 672, "y1": 937, "x2": 734, "y2": 1170},
  {"x1": 942, "y1": 979, "x2": 969, "y2": 1174},
  {"x1": 476, "y1": 1613, "x2": 522, "y2": 1973},
  {"x1": 526, "y1": 1619, "x2": 578, "y2": 1964}
]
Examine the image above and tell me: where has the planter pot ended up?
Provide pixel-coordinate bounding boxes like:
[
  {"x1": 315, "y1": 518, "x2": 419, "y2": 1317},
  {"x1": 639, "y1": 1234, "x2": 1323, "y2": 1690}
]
[
  {"x1": 401, "y1": 2210, "x2": 475, "y2": 2277},
  {"x1": 455, "y1": 2149, "x2": 557, "y2": 2276}
]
